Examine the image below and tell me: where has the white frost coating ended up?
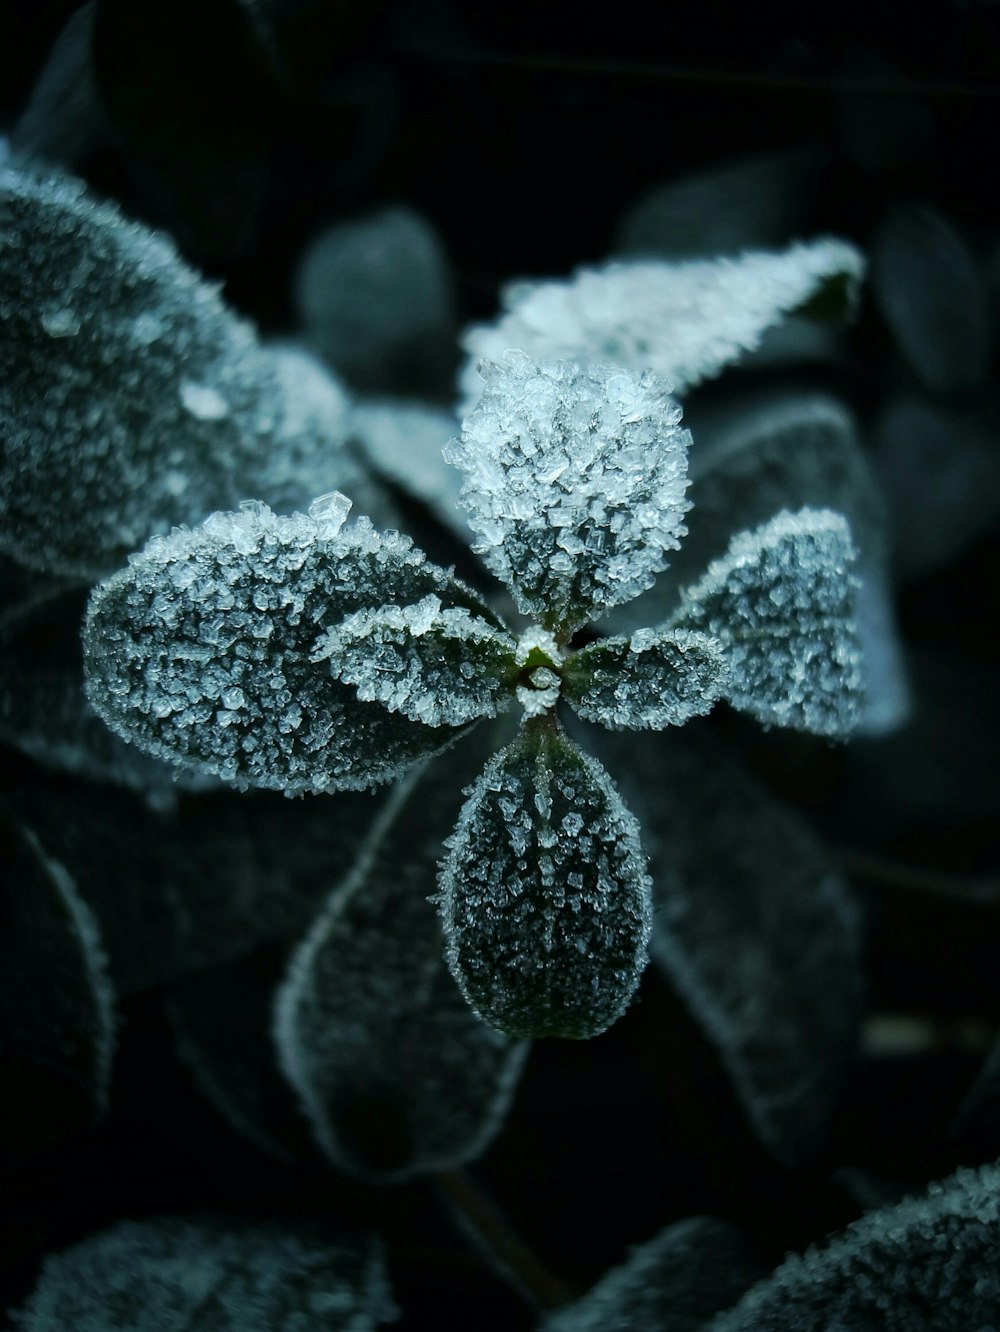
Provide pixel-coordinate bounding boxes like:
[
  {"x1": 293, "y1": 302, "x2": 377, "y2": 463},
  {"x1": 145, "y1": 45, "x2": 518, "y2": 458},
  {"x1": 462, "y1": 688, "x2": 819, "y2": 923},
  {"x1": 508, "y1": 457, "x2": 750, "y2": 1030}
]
[
  {"x1": 564, "y1": 628, "x2": 729, "y2": 730},
  {"x1": 459, "y1": 238, "x2": 865, "y2": 413},
  {"x1": 311, "y1": 595, "x2": 517, "y2": 728},
  {"x1": 672, "y1": 508, "x2": 862, "y2": 738},
  {"x1": 448, "y1": 354, "x2": 691, "y2": 630},
  {"x1": 179, "y1": 380, "x2": 229, "y2": 421},
  {"x1": 11, "y1": 1215, "x2": 397, "y2": 1332}
]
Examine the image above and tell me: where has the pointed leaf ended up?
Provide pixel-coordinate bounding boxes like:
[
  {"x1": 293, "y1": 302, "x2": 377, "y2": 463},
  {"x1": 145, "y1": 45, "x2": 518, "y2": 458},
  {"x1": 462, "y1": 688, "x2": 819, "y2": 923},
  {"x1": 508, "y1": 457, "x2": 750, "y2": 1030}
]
[
  {"x1": 543, "y1": 1216, "x2": 765, "y2": 1332},
  {"x1": 0, "y1": 798, "x2": 116, "y2": 1135},
  {"x1": 0, "y1": 164, "x2": 357, "y2": 578},
  {"x1": 707, "y1": 1163, "x2": 1000, "y2": 1330},
  {"x1": 437, "y1": 722, "x2": 652, "y2": 1039},
  {"x1": 449, "y1": 354, "x2": 691, "y2": 631},
  {"x1": 83, "y1": 505, "x2": 502, "y2": 793},
  {"x1": 459, "y1": 238, "x2": 865, "y2": 412},
  {"x1": 672, "y1": 509, "x2": 862, "y2": 738},
  {"x1": 11, "y1": 2, "x2": 108, "y2": 168},
  {"x1": 872, "y1": 204, "x2": 991, "y2": 391},
  {"x1": 296, "y1": 205, "x2": 456, "y2": 396},
  {"x1": 563, "y1": 628, "x2": 728, "y2": 729},
  {"x1": 312, "y1": 595, "x2": 517, "y2": 728},
  {"x1": 12, "y1": 1215, "x2": 396, "y2": 1331},
  {"x1": 276, "y1": 747, "x2": 530, "y2": 1181},
  {"x1": 602, "y1": 730, "x2": 863, "y2": 1163}
]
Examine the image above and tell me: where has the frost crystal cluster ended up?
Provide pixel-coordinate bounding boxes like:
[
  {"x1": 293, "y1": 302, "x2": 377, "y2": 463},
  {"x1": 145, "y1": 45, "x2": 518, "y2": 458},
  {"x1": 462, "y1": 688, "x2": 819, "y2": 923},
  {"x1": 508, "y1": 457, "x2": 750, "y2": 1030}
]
[{"x1": 84, "y1": 350, "x2": 862, "y2": 1040}]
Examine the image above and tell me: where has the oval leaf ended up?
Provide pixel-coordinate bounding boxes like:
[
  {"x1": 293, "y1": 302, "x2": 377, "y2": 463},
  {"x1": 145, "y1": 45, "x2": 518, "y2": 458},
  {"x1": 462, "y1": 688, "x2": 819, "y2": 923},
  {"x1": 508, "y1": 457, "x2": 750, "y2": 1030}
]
[
  {"x1": 672, "y1": 508, "x2": 862, "y2": 738},
  {"x1": 448, "y1": 354, "x2": 691, "y2": 631},
  {"x1": 312, "y1": 595, "x2": 517, "y2": 728},
  {"x1": 0, "y1": 164, "x2": 356, "y2": 578},
  {"x1": 83, "y1": 505, "x2": 501, "y2": 793},
  {"x1": 707, "y1": 1163, "x2": 1000, "y2": 1330},
  {"x1": 275, "y1": 748, "x2": 530, "y2": 1182},
  {"x1": 0, "y1": 798, "x2": 116, "y2": 1135},
  {"x1": 12, "y1": 1215, "x2": 396, "y2": 1331},
  {"x1": 437, "y1": 722, "x2": 652, "y2": 1040},
  {"x1": 563, "y1": 628, "x2": 728, "y2": 730},
  {"x1": 459, "y1": 238, "x2": 865, "y2": 412}
]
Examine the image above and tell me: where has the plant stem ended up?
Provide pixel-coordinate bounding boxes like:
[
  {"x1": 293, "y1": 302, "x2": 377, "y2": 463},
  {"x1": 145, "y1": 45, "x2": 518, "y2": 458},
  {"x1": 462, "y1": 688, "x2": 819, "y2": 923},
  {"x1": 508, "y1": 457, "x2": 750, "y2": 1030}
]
[
  {"x1": 434, "y1": 1168, "x2": 574, "y2": 1313},
  {"x1": 838, "y1": 849, "x2": 1000, "y2": 906}
]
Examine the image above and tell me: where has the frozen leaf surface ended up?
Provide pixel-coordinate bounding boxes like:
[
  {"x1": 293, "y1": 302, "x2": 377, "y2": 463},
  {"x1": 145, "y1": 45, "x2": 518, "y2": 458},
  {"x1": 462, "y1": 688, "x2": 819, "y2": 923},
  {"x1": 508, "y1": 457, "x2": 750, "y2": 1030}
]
[
  {"x1": 84, "y1": 504, "x2": 501, "y2": 793},
  {"x1": 312, "y1": 595, "x2": 517, "y2": 728},
  {"x1": 672, "y1": 509, "x2": 862, "y2": 738},
  {"x1": 438, "y1": 722, "x2": 652, "y2": 1039},
  {"x1": 543, "y1": 1216, "x2": 765, "y2": 1332},
  {"x1": 707, "y1": 1163, "x2": 1000, "y2": 1330},
  {"x1": 450, "y1": 354, "x2": 691, "y2": 631},
  {"x1": 276, "y1": 748, "x2": 530, "y2": 1181},
  {"x1": 0, "y1": 799, "x2": 116, "y2": 1129},
  {"x1": 563, "y1": 628, "x2": 728, "y2": 729},
  {"x1": 12, "y1": 1215, "x2": 396, "y2": 1332},
  {"x1": 459, "y1": 239, "x2": 864, "y2": 412},
  {"x1": 872, "y1": 204, "x2": 991, "y2": 391},
  {"x1": 0, "y1": 164, "x2": 355, "y2": 578},
  {"x1": 604, "y1": 730, "x2": 862, "y2": 1163}
]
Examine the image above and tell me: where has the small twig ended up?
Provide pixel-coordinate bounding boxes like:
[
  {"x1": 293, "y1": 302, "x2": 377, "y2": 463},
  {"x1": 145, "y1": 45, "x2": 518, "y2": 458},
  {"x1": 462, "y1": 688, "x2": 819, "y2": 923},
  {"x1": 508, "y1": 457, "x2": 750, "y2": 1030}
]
[
  {"x1": 434, "y1": 1168, "x2": 574, "y2": 1313},
  {"x1": 838, "y1": 849, "x2": 1000, "y2": 906}
]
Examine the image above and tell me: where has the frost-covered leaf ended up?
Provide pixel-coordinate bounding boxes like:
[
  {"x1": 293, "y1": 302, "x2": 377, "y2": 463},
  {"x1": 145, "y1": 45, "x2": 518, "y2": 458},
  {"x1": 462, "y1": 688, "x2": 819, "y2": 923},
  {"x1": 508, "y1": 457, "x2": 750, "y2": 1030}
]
[
  {"x1": 12, "y1": 1214, "x2": 396, "y2": 1331},
  {"x1": 871, "y1": 204, "x2": 991, "y2": 391},
  {"x1": 612, "y1": 392, "x2": 907, "y2": 735},
  {"x1": 312, "y1": 596, "x2": 517, "y2": 728},
  {"x1": 0, "y1": 798, "x2": 116, "y2": 1133},
  {"x1": 84, "y1": 505, "x2": 502, "y2": 793},
  {"x1": 563, "y1": 628, "x2": 728, "y2": 729},
  {"x1": 602, "y1": 730, "x2": 863, "y2": 1163},
  {"x1": 873, "y1": 395, "x2": 1000, "y2": 580},
  {"x1": 542, "y1": 1216, "x2": 765, "y2": 1332},
  {"x1": 296, "y1": 205, "x2": 456, "y2": 396},
  {"x1": 0, "y1": 574, "x2": 213, "y2": 794},
  {"x1": 276, "y1": 746, "x2": 530, "y2": 1181},
  {"x1": 672, "y1": 508, "x2": 862, "y2": 738},
  {"x1": 437, "y1": 721, "x2": 652, "y2": 1039},
  {"x1": 0, "y1": 164, "x2": 357, "y2": 578},
  {"x1": 449, "y1": 354, "x2": 691, "y2": 631},
  {"x1": 459, "y1": 239, "x2": 865, "y2": 413},
  {"x1": 349, "y1": 398, "x2": 467, "y2": 540},
  {"x1": 615, "y1": 149, "x2": 823, "y2": 259},
  {"x1": 706, "y1": 1163, "x2": 1000, "y2": 1330}
]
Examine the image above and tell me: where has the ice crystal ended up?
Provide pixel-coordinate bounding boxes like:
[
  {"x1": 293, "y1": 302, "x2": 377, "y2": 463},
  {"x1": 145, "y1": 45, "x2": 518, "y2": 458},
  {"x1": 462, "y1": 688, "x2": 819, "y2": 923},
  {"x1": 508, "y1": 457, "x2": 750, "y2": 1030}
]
[
  {"x1": 311, "y1": 595, "x2": 517, "y2": 728},
  {"x1": 449, "y1": 354, "x2": 691, "y2": 631},
  {"x1": 83, "y1": 504, "x2": 500, "y2": 793},
  {"x1": 563, "y1": 628, "x2": 729, "y2": 730},
  {"x1": 460, "y1": 239, "x2": 864, "y2": 413},
  {"x1": 672, "y1": 508, "x2": 862, "y2": 737},
  {"x1": 11, "y1": 1215, "x2": 396, "y2": 1332},
  {"x1": 437, "y1": 722, "x2": 652, "y2": 1039},
  {"x1": 707, "y1": 1163, "x2": 1000, "y2": 1330}
]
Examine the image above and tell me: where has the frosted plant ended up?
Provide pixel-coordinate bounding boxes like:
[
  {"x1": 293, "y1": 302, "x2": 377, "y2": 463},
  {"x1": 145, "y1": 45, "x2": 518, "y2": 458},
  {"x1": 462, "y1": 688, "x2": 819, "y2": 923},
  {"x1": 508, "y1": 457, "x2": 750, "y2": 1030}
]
[{"x1": 84, "y1": 353, "x2": 862, "y2": 1040}]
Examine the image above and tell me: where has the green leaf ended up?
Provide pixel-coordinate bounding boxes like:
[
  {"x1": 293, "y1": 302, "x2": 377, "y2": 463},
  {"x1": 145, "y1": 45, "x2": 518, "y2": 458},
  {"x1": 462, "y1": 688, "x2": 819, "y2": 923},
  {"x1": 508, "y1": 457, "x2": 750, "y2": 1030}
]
[
  {"x1": 12, "y1": 1215, "x2": 397, "y2": 1331},
  {"x1": 83, "y1": 505, "x2": 502, "y2": 793},
  {"x1": 706, "y1": 1163, "x2": 1000, "y2": 1330},
  {"x1": 275, "y1": 746, "x2": 530, "y2": 1181},
  {"x1": 312, "y1": 596, "x2": 517, "y2": 728},
  {"x1": 437, "y1": 721, "x2": 652, "y2": 1039},
  {"x1": 543, "y1": 1216, "x2": 765, "y2": 1332},
  {"x1": 0, "y1": 798, "x2": 116, "y2": 1137},
  {"x1": 671, "y1": 508, "x2": 862, "y2": 738},
  {"x1": 601, "y1": 729, "x2": 863, "y2": 1164},
  {"x1": 563, "y1": 628, "x2": 728, "y2": 729},
  {"x1": 449, "y1": 355, "x2": 691, "y2": 632},
  {"x1": 459, "y1": 238, "x2": 865, "y2": 413},
  {"x1": 0, "y1": 164, "x2": 358, "y2": 578}
]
